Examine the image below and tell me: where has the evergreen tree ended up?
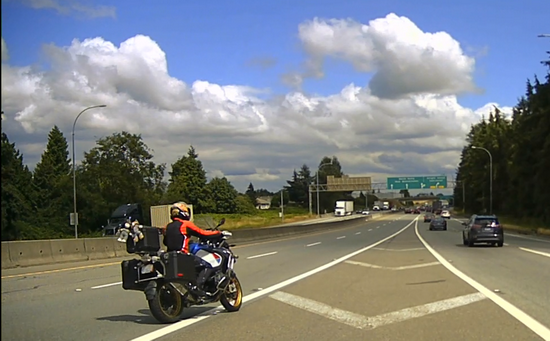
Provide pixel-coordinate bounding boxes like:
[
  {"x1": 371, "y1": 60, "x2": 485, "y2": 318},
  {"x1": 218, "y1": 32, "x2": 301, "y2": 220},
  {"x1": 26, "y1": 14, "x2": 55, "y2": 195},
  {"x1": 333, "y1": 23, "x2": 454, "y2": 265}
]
[
  {"x1": 207, "y1": 177, "x2": 238, "y2": 213},
  {"x1": 165, "y1": 146, "x2": 210, "y2": 213},
  {"x1": 32, "y1": 126, "x2": 72, "y2": 237},
  {"x1": 1, "y1": 132, "x2": 35, "y2": 240}
]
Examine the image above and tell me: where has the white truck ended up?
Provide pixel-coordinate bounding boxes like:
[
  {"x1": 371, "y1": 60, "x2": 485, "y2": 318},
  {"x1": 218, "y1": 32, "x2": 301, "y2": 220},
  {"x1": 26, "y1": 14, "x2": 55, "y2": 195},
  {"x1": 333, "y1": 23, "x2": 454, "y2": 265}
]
[
  {"x1": 335, "y1": 200, "x2": 354, "y2": 216},
  {"x1": 382, "y1": 201, "x2": 390, "y2": 210}
]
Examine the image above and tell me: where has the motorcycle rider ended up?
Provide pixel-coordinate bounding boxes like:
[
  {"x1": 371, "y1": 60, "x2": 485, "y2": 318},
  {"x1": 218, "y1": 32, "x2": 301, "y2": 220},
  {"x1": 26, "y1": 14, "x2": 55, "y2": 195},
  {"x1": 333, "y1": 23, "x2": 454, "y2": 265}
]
[{"x1": 162, "y1": 202, "x2": 231, "y2": 297}]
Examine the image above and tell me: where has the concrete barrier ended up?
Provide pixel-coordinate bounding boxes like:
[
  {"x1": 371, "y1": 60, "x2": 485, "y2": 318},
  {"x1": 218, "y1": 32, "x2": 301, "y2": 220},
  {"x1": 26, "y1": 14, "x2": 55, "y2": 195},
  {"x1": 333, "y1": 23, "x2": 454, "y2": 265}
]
[
  {"x1": 1, "y1": 212, "x2": 396, "y2": 269},
  {"x1": 50, "y1": 239, "x2": 88, "y2": 263}
]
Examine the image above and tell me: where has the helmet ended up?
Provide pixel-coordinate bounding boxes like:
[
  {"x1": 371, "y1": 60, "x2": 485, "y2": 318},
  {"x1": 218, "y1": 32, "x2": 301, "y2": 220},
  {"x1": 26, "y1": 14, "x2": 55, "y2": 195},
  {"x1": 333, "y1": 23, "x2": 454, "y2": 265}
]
[{"x1": 170, "y1": 202, "x2": 191, "y2": 221}]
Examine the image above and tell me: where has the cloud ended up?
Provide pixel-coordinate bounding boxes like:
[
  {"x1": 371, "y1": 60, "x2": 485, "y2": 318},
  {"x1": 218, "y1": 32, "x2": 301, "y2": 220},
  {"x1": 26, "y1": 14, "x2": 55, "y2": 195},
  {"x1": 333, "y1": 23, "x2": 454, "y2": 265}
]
[
  {"x1": 296, "y1": 13, "x2": 478, "y2": 98},
  {"x1": 16, "y1": 0, "x2": 116, "y2": 18},
  {"x1": 1, "y1": 14, "x2": 502, "y2": 193}
]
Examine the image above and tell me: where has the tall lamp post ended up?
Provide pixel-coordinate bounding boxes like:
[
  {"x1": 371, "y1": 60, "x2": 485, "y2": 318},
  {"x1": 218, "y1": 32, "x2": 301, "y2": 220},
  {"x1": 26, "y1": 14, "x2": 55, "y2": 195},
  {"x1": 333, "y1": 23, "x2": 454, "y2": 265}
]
[
  {"x1": 471, "y1": 146, "x2": 493, "y2": 214},
  {"x1": 316, "y1": 161, "x2": 333, "y2": 218},
  {"x1": 72, "y1": 104, "x2": 107, "y2": 238}
]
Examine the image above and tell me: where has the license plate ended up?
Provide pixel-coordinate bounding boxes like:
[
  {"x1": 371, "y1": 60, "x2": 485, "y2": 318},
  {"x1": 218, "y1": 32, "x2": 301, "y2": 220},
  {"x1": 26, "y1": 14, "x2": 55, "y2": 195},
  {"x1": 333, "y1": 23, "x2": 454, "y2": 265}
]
[
  {"x1": 483, "y1": 228, "x2": 493, "y2": 232},
  {"x1": 141, "y1": 264, "x2": 154, "y2": 274}
]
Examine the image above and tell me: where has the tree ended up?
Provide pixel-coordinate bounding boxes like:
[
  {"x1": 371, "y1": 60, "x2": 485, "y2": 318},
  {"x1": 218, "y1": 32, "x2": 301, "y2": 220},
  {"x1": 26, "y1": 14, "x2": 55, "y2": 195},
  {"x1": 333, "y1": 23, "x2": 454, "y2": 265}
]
[
  {"x1": 285, "y1": 164, "x2": 313, "y2": 208},
  {"x1": 32, "y1": 126, "x2": 72, "y2": 237},
  {"x1": 245, "y1": 182, "x2": 256, "y2": 206},
  {"x1": 78, "y1": 132, "x2": 166, "y2": 233},
  {"x1": 165, "y1": 146, "x2": 211, "y2": 213},
  {"x1": 235, "y1": 194, "x2": 256, "y2": 214},
  {"x1": 207, "y1": 177, "x2": 238, "y2": 213},
  {"x1": 455, "y1": 52, "x2": 550, "y2": 226},
  {"x1": 1, "y1": 132, "x2": 35, "y2": 240}
]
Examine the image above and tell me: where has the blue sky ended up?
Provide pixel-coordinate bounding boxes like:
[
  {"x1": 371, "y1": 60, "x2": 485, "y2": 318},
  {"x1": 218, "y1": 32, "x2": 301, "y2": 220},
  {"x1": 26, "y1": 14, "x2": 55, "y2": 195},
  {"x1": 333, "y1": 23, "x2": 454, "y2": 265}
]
[
  {"x1": 3, "y1": 0, "x2": 548, "y2": 107},
  {"x1": 1, "y1": 0, "x2": 549, "y2": 193}
]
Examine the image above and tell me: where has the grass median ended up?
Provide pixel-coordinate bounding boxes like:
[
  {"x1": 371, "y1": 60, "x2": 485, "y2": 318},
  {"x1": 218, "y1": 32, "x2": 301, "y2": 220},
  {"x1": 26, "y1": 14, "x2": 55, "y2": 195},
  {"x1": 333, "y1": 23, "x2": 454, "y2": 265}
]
[
  {"x1": 194, "y1": 207, "x2": 316, "y2": 230},
  {"x1": 451, "y1": 209, "x2": 550, "y2": 237}
]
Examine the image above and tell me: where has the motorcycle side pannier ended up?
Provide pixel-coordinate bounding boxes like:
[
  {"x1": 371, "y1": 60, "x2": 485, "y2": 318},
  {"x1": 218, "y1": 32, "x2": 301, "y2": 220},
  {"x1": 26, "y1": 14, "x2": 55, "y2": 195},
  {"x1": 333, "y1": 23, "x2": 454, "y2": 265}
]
[
  {"x1": 126, "y1": 226, "x2": 161, "y2": 253},
  {"x1": 163, "y1": 251, "x2": 197, "y2": 282},
  {"x1": 121, "y1": 259, "x2": 144, "y2": 290}
]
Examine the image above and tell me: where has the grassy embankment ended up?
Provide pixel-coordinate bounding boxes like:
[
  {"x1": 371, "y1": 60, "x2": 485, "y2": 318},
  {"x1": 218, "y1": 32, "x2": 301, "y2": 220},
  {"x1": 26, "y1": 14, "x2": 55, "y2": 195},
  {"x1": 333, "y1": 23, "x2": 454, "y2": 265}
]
[
  {"x1": 194, "y1": 207, "x2": 315, "y2": 230},
  {"x1": 451, "y1": 209, "x2": 550, "y2": 237}
]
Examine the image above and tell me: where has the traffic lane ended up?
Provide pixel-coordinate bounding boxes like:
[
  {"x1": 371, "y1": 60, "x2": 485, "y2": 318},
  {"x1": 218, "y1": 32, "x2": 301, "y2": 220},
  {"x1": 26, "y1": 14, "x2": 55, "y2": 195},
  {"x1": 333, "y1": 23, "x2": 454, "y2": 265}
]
[
  {"x1": 162, "y1": 220, "x2": 542, "y2": 341},
  {"x1": 419, "y1": 218, "x2": 550, "y2": 328},
  {"x1": 229, "y1": 215, "x2": 414, "y2": 296},
  {"x1": 1, "y1": 216, "x2": 412, "y2": 341},
  {"x1": 450, "y1": 217, "x2": 550, "y2": 243},
  {"x1": 0, "y1": 214, "x2": 404, "y2": 299}
]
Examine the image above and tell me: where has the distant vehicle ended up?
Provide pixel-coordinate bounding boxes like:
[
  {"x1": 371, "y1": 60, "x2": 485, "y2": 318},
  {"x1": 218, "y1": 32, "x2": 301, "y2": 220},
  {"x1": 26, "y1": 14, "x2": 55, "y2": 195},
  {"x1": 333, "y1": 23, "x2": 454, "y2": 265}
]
[
  {"x1": 335, "y1": 200, "x2": 354, "y2": 216},
  {"x1": 413, "y1": 208, "x2": 421, "y2": 214},
  {"x1": 462, "y1": 214, "x2": 504, "y2": 247},
  {"x1": 424, "y1": 213, "x2": 434, "y2": 223},
  {"x1": 391, "y1": 207, "x2": 397, "y2": 212},
  {"x1": 404, "y1": 208, "x2": 412, "y2": 214},
  {"x1": 361, "y1": 210, "x2": 370, "y2": 215},
  {"x1": 373, "y1": 205, "x2": 381, "y2": 211},
  {"x1": 103, "y1": 203, "x2": 144, "y2": 236},
  {"x1": 441, "y1": 210, "x2": 451, "y2": 219},
  {"x1": 429, "y1": 217, "x2": 447, "y2": 231}
]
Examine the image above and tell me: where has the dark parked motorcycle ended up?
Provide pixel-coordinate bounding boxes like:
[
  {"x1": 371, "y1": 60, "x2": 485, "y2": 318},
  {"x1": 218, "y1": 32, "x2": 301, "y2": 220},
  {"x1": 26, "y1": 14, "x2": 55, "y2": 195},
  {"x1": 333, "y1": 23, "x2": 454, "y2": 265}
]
[{"x1": 119, "y1": 218, "x2": 242, "y2": 323}]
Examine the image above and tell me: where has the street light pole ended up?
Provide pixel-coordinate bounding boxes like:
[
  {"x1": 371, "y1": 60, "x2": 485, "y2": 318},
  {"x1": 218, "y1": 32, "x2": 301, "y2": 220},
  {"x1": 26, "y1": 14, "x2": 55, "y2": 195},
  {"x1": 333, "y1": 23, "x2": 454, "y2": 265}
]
[
  {"x1": 72, "y1": 104, "x2": 107, "y2": 238},
  {"x1": 471, "y1": 146, "x2": 493, "y2": 214},
  {"x1": 280, "y1": 189, "x2": 284, "y2": 222},
  {"x1": 316, "y1": 161, "x2": 333, "y2": 218}
]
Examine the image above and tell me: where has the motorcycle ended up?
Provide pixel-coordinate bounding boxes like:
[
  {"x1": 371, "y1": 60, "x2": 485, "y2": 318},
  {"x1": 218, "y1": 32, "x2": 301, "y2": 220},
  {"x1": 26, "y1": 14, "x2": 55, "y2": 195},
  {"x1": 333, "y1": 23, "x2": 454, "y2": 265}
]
[{"x1": 119, "y1": 218, "x2": 243, "y2": 323}]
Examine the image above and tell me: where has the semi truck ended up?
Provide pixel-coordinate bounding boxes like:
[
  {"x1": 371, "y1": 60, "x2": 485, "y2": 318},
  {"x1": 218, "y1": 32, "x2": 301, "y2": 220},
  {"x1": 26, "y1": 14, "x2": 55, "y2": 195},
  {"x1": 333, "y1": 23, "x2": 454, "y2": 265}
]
[
  {"x1": 335, "y1": 200, "x2": 354, "y2": 216},
  {"x1": 102, "y1": 203, "x2": 194, "y2": 236}
]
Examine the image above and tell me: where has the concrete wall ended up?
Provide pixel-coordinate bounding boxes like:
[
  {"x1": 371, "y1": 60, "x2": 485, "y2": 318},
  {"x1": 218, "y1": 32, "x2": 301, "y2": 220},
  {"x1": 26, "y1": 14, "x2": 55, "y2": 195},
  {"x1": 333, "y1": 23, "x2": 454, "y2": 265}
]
[{"x1": 1, "y1": 212, "x2": 391, "y2": 269}]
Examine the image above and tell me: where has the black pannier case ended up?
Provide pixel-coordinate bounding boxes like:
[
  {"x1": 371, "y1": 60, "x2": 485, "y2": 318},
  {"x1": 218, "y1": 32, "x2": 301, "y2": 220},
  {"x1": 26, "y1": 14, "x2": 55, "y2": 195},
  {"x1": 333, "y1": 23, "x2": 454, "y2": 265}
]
[
  {"x1": 126, "y1": 226, "x2": 161, "y2": 253},
  {"x1": 163, "y1": 251, "x2": 197, "y2": 282},
  {"x1": 121, "y1": 259, "x2": 158, "y2": 290}
]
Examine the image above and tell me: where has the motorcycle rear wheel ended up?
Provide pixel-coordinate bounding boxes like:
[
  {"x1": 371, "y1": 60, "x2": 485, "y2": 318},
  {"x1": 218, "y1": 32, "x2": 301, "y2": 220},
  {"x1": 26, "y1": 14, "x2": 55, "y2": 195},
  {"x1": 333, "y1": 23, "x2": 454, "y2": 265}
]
[
  {"x1": 148, "y1": 282, "x2": 184, "y2": 323},
  {"x1": 220, "y1": 274, "x2": 243, "y2": 312}
]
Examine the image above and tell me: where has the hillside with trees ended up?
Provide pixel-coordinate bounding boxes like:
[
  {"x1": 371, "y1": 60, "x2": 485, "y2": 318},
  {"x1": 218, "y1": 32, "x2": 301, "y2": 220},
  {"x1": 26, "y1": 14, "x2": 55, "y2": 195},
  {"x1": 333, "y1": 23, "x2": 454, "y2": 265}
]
[
  {"x1": 454, "y1": 52, "x2": 550, "y2": 227},
  {"x1": 1, "y1": 125, "x2": 361, "y2": 240}
]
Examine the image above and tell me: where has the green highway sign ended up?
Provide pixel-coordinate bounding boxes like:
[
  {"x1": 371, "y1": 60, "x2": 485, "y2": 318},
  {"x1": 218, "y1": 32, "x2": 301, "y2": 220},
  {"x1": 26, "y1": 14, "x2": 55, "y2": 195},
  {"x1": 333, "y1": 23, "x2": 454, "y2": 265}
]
[{"x1": 387, "y1": 176, "x2": 448, "y2": 190}]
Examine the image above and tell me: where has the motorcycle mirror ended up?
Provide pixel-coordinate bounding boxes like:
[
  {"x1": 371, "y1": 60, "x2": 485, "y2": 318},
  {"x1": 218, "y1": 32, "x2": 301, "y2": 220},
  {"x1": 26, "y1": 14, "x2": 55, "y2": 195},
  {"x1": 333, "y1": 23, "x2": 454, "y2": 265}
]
[{"x1": 217, "y1": 218, "x2": 226, "y2": 227}]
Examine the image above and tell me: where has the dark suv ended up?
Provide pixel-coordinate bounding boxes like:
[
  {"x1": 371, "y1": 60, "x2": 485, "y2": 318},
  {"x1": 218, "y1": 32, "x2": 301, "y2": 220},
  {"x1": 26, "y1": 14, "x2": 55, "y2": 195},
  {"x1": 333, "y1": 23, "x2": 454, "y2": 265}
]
[{"x1": 462, "y1": 214, "x2": 504, "y2": 247}]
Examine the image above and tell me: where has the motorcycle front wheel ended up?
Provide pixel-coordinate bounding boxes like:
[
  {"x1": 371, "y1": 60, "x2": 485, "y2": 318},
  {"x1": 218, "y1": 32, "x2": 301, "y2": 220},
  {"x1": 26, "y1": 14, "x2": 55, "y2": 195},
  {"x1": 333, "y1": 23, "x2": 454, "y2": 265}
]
[
  {"x1": 220, "y1": 274, "x2": 243, "y2": 312},
  {"x1": 147, "y1": 282, "x2": 184, "y2": 323}
]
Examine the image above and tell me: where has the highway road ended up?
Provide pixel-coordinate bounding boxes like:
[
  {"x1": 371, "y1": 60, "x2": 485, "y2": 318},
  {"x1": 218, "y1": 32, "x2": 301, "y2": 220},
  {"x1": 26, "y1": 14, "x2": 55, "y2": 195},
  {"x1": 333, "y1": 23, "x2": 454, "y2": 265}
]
[{"x1": 2, "y1": 214, "x2": 549, "y2": 341}]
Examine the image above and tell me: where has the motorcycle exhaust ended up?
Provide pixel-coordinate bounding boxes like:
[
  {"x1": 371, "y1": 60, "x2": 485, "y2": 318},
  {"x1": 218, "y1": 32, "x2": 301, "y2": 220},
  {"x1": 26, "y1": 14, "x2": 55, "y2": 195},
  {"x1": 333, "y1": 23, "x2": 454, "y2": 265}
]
[{"x1": 216, "y1": 276, "x2": 230, "y2": 290}]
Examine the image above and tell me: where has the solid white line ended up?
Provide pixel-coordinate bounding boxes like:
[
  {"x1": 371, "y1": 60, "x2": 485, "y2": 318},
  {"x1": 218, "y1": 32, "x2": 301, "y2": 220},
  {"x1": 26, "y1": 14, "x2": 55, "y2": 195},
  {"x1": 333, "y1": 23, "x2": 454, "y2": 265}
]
[
  {"x1": 269, "y1": 291, "x2": 486, "y2": 330},
  {"x1": 367, "y1": 292, "x2": 486, "y2": 329},
  {"x1": 337, "y1": 236, "x2": 346, "y2": 240},
  {"x1": 519, "y1": 247, "x2": 550, "y2": 258},
  {"x1": 129, "y1": 217, "x2": 418, "y2": 341},
  {"x1": 345, "y1": 260, "x2": 440, "y2": 270},
  {"x1": 355, "y1": 232, "x2": 361, "y2": 235},
  {"x1": 505, "y1": 234, "x2": 550, "y2": 243},
  {"x1": 91, "y1": 281, "x2": 122, "y2": 289},
  {"x1": 306, "y1": 242, "x2": 321, "y2": 247},
  {"x1": 415, "y1": 220, "x2": 550, "y2": 340},
  {"x1": 246, "y1": 251, "x2": 278, "y2": 259}
]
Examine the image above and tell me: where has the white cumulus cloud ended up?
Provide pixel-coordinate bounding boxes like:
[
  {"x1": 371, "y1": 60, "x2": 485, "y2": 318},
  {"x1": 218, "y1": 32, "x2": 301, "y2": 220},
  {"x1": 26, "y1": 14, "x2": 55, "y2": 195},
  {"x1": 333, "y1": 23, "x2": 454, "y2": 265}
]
[{"x1": 1, "y1": 14, "x2": 511, "y2": 193}]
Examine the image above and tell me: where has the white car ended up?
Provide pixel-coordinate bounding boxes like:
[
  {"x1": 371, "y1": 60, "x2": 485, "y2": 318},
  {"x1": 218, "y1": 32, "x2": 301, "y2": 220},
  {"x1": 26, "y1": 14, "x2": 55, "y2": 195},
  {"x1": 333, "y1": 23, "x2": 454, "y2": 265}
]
[
  {"x1": 361, "y1": 210, "x2": 370, "y2": 215},
  {"x1": 441, "y1": 210, "x2": 451, "y2": 219}
]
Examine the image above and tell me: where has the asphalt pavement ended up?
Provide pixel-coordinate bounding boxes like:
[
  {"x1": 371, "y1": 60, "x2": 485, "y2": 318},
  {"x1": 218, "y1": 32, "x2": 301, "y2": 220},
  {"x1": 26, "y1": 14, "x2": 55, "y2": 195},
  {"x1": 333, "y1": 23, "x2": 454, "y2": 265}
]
[
  {"x1": 2, "y1": 213, "x2": 549, "y2": 341},
  {"x1": 1, "y1": 213, "x2": 400, "y2": 341}
]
